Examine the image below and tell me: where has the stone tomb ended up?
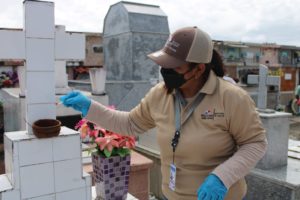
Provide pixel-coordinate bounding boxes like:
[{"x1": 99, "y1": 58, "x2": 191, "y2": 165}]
[{"x1": 103, "y1": 1, "x2": 169, "y2": 111}]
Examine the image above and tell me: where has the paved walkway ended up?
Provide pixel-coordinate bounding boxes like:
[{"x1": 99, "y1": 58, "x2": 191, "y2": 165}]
[
  {"x1": 290, "y1": 115, "x2": 300, "y2": 140},
  {"x1": 290, "y1": 115, "x2": 300, "y2": 124},
  {"x1": 288, "y1": 115, "x2": 300, "y2": 159}
]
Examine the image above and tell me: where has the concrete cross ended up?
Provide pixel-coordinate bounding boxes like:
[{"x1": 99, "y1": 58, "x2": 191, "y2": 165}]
[
  {"x1": 248, "y1": 64, "x2": 281, "y2": 110},
  {"x1": 0, "y1": 0, "x2": 84, "y2": 134},
  {"x1": 0, "y1": 28, "x2": 84, "y2": 96}
]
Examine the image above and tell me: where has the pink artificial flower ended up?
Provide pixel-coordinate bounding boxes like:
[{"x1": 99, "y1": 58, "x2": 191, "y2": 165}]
[
  {"x1": 95, "y1": 135, "x2": 120, "y2": 152},
  {"x1": 75, "y1": 119, "x2": 87, "y2": 130},
  {"x1": 119, "y1": 136, "x2": 136, "y2": 149},
  {"x1": 94, "y1": 126, "x2": 106, "y2": 134},
  {"x1": 75, "y1": 105, "x2": 136, "y2": 157},
  {"x1": 89, "y1": 129, "x2": 99, "y2": 138},
  {"x1": 79, "y1": 124, "x2": 89, "y2": 139},
  {"x1": 105, "y1": 130, "x2": 122, "y2": 139}
]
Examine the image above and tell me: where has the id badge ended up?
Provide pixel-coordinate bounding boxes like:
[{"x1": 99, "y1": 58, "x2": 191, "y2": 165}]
[{"x1": 169, "y1": 164, "x2": 176, "y2": 191}]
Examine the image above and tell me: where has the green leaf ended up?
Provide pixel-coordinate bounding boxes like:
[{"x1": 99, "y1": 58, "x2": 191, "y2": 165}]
[
  {"x1": 103, "y1": 148, "x2": 112, "y2": 158},
  {"x1": 117, "y1": 148, "x2": 130, "y2": 157},
  {"x1": 110, "y1": 148, "x2": 118, "y2": 157}
]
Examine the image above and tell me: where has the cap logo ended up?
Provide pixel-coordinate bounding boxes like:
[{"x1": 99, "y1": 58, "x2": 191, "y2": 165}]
[
  {"x1": 151, "y1": 51, "x2": 164, "y2": 58},
  {"x1": 166, "y1": 37, "x2": 180, "y2": 53}
]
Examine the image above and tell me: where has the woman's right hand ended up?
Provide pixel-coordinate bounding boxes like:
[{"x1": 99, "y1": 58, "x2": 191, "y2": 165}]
[
  {"x1": 60, "y1": 91, "x2": 91, "y2": 117},
  {"x1": 197, "y1": 174, "x2": 227, "y2": 200}
]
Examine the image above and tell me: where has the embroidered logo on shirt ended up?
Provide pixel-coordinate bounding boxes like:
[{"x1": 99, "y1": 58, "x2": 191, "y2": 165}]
[{"x1": 201, "y1": 109, "x2": 224, "y2": 119}]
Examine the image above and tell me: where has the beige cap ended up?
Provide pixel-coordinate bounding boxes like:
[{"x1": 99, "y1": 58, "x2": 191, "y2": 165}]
[{"x1": 148, "y1": 26, "x2": 213, "y2": 68}]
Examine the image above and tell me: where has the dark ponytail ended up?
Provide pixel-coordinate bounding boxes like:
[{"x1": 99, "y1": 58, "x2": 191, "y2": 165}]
[
  {"x1": 209, "y1": 49, "x2": 225, "y2": 77},
  {"x1": 204, "y1": 49, "x2": 225, "y2": 78}
]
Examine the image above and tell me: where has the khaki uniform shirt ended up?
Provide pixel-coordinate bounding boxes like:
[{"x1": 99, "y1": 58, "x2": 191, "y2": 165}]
[{"x1": 129, "y1": 71, "x2": 266, "y2": 200}]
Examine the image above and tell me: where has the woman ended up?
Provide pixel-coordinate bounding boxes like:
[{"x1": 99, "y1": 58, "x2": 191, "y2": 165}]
[{"x1": 61, "y1": 26, "x2": 267, "y2": 200}]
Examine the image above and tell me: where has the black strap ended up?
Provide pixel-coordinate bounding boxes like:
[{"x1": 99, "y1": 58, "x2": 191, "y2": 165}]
[{"x1": 172, "y1": 90, "x2": 206, "y2": 163}]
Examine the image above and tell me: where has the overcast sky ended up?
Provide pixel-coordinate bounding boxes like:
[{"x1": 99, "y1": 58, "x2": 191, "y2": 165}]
[{"x1": 1, "y1": 0, "x2": 300, "y2": 46}]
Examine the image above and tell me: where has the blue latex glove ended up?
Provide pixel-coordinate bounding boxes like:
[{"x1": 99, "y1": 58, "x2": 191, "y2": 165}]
[
  {"x1": 60, "y1": 91, "x2": 91, "y2": 117},
  {"x1": 197, "y1": 174, "x2": 228, "y2": 200}
]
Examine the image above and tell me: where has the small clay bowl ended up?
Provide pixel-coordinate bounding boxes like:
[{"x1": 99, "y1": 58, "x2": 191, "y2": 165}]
[{"x1": 32, "y1": 119, "x2": 61, "y2": 138}]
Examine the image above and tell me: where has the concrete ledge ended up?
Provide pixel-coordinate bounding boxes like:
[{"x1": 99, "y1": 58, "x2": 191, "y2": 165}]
[
  {"x1": 246, "y1": 158, "x2": 300, "y2": 200},
  {"x1": 135, "y1": 146, "x2": 164, "y2": 199},
  {"x1": 259, "y1": 111, "x2": 292, "y2": 119},
  {"x1": 130, "y1": 150, "x2": 153, "y2": 171},
  {"x1": 135, "y1": 144, "x2": 161, "y2": 159}
]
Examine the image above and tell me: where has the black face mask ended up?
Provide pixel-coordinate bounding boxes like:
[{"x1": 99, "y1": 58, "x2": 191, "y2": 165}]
[{"x1": 160, "y1": 68, "x2": 192, "y2": 90}]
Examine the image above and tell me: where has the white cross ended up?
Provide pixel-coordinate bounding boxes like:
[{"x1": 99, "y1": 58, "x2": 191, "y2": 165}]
[
  {"x1": 0, "y1": 0, "x2": 85, "y2": 134},
  {"x1": 248, "y1": 64, "x2": 281, "y2": 110}
]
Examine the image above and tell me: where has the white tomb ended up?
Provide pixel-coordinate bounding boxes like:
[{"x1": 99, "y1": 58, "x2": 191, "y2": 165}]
[{"x1": 0, "y1": 1, "x2": 91, "y2": 199}]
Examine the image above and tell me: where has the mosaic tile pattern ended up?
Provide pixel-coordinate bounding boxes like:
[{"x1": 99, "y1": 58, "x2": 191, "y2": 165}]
[{"x1": 92, "y1": 153, "x2": 131, "y2": 200}]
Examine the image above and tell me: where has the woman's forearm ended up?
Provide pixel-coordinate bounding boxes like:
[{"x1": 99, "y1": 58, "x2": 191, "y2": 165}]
[
  {"x1": 85, "y1": 100, "x2": 145, "y2": 136},
  {"x1": 212, "y1": 139, "x2": 267, "y2": 189}
]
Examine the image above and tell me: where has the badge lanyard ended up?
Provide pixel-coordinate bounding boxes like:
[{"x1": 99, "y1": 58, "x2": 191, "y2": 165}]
[
  {"x1": 171, "y1": 90, "x2": 206, "y2": 164},
  {"x1": 169, "y1": 90, "x2": 206, "y2": 191}
]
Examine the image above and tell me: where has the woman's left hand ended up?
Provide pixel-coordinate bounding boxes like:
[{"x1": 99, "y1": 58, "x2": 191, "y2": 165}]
[{"x1": 197, "y1": 174, "x2": 228, "y2": 200}]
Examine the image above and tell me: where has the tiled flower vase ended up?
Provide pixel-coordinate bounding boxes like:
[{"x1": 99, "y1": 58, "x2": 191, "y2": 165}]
[{"x1": 92, "y1": 153, "x2": 131, "y2": 200}]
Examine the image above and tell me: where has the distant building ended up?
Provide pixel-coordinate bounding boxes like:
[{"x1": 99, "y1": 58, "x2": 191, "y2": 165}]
[{"x1": 214, "y1": 41, "x2": 300, "y2": 93}]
